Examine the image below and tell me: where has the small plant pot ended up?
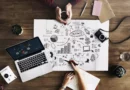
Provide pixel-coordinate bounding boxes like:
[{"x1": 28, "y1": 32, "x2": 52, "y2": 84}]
[{"x1": 12, "y1": 25, "x2": 23, "y2": 35}]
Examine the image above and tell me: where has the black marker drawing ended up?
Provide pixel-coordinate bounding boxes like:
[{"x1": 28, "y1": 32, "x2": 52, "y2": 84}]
[
  {"x1": 57, "y1": 43, "x2": 71, "y2": 54},
  {"x1": 44, "y1": 43, "x2": 49, "y2": 48},
  {"x1": 92, "y1": 44, "x2": 97, "y2": 48},
  {"x1": 37, "y1": 20, "x2": 107, "y2": 69},
  {"x1": 70, "y1": 30, "x2": 84, "y2": 37},
  {"x1": 51, "y1": 43, "x2": 56, "y2": 49},
  {"x1": 81, "y1": 22, "x2": 85, "y2": 26},
  {"x1": 85, "y1": 59, "x2": 89, "y2": 63},
  {"x1": 58, "y1": 38, "x2": 70, "y2": 46},
  {"x1": 54, "y1": 57, "x2": 57, "y2": 60},
  {"x1": 50, "y1": 35, "x2": 58, "y2": 42},
  {"x1": 65, "y1": 29, "x2": 69, "y2": 36},
  {"x1": 85, "y1": 37, "x2": 91, "y2": 44},
  {"x1": 59, "y1": 58, "x2": 64, "y2": 63},
  {"x1": 50, "y1": 52, "x2": 53, "y2": 58},
  {"x1": 84, "y1": 28, "x2": 90, "y2": 35},
  {"x1": 53, "y1": 24, "x2": 58, "y2": 29},
  {"x1": 98, "y1": 44, "x2": 101, "y2": 47},
  {"x1": 95, "y1": 49, "x2": 100, "y2": 52},
  {"x1": 90, "y1": 35, "x2": 93, "y2": 38},
  {"x1": 46, "y1": 29, "x2": 52, "y2": 34},
  {"x1": 55, "y1": 29, "x2": 60, "y2": 33},
  {"x1": 83, "y1": 46, "x2": 90, "y2": 52},
  {"x1": 90, "y1": 54, "x2": 96, "y2": 62}
]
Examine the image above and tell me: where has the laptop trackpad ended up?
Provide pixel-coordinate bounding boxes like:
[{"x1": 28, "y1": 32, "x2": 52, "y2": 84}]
[
  {"x1": 39, "y1": 63, "x2": 53, "y2": 75},
  {"x1": 20, "y1": 67, "x2": 42, "y2": 82}
]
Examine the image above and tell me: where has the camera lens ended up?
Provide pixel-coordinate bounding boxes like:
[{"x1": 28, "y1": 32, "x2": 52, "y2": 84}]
[
  {"x1": 99, "y1": 34, "x2": 105, "y2": 40},
  {"x1": 4, "y1": 74, "x2": 9, "y2": 78}
]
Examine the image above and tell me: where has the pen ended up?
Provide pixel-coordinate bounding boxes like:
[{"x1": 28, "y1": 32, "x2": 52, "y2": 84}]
[
  {"x1": 64, "y1": 60, "x2": 78, "y2": 65},
  {"x1": 80, "y1": 2, "x2": 88, "y2": 17}
]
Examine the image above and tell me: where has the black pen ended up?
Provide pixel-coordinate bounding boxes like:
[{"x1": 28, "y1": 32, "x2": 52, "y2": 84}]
[
  {"x1": 64, "y1": 60, "x2": 69, "y2": 62},
  {"x1": 64, "y1": 60, "x2": 78, "y2": 65}
]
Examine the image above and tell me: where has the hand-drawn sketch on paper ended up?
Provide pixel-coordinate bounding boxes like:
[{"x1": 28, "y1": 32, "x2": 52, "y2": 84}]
[{"x1": 34, "y1": 20, "x2": 109, "y2": 71}]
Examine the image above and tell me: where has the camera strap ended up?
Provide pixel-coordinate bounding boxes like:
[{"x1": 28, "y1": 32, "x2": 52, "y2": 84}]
[{"x1": 100, "y1": 16, "x2": 130, "y2": 44}]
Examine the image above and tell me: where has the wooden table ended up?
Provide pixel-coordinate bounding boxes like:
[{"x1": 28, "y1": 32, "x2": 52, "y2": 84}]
[{"x1": 0, "y1": 0, "x2": 130, "y2": 90}]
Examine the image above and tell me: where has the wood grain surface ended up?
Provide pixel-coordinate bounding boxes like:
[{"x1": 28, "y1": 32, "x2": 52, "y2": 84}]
[{"x1": 0, "y1": 0, "x2": 130, "y2": 90}]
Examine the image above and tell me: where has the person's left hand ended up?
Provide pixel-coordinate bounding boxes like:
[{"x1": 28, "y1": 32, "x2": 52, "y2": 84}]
[
  {"x1": 61, "y1": 73, "x2": 74, "y2": 87},
  {"x1": 56, "y1": 6, "x2": 67, "y2": 24},
  {"x1": 65, "y1": 3, "x2": 72, "y2": 24}
]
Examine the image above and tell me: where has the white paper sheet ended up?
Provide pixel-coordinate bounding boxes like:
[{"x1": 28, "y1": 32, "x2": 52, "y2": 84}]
[
  {"x1": 67, "y1": 69, "x2": 100, "y2": 90},
  {"x1": 34, "y1": 19, "x2": 109, "y2": 71}
]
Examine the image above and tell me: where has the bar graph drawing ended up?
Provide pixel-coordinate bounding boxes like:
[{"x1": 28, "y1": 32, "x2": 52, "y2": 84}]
[{"x1": 57, "y1": 43, "x2": 71, "y2": 54}]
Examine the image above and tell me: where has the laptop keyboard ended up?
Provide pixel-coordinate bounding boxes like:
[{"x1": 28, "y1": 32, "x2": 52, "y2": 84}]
[{"x1": 18, "y1": 52, "x2": 48, "y2": 73}]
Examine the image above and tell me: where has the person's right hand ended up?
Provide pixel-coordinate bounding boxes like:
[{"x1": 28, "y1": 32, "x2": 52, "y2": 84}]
[
  {"x1": 55, "y1": 6, "x2": 67, "y2": 24},
  {"x1": 70, "y1": 61, "x2": 80, "y2": 73}
]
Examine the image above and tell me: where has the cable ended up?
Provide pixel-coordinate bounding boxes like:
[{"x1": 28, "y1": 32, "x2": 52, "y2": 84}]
[
  {"x1": 100, "y1": 16, "x2": 130, "y2": 32},
  {"x1": 108, "y1": 36, "x2": 130, "y2": 44},
  {"x1": 100, "y1": 16, "x2": 130, "y2": 44}
]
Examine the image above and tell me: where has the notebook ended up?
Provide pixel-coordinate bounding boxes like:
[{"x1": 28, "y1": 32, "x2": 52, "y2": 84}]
[
  {"x1": 67, "y1": 69, "x2": 100, "y2": 90},
  {"x1": 98, "y1": 0, "x2": 115, "y2": 23}
]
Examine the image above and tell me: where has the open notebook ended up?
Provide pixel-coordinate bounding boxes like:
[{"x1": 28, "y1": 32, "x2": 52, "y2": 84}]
[{"x1": 67, "y1": 69, "x2": 100, "y2": 90}]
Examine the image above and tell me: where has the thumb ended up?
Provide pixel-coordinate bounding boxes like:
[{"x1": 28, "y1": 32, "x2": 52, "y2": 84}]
[
  {"x1": 66, "y1": 11, "x2": 69, "y2": 16},
  {"x1": 66, "y1": 6, "x2": 69, "y2": 16}
]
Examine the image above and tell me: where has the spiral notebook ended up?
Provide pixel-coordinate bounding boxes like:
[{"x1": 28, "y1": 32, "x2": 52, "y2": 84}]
[{"x1": 67, "y1": 69, "x2": 100, "y2": 90}]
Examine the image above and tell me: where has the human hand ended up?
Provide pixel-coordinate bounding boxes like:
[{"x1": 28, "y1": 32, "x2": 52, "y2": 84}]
[
  {"x1": 70, "y1": 61, "x2": 80, "y2": 73},
  {"x1": 65, "y1": 3, "x2": 72, "y2": 24},
  {"x1": 61, "y1": 73, "x2": 74, "y2": 87},
  {"x1": 55, "y1": 6, "x2": 67, "y2": 24}
]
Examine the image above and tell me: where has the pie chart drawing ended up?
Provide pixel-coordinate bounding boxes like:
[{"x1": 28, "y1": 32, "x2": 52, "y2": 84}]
[{"x1": 50, "y1": 35, "x2": 58, "y2": 42}]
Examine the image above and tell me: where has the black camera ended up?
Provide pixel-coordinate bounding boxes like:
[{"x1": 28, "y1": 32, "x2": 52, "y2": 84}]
[{"x1": 95, "y1": 29, "x2": 107, "y2": 43}]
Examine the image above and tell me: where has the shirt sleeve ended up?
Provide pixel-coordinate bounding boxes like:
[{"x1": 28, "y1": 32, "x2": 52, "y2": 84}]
[
  {"x1": 69, "y1": 0, "x2": 81, "y2": 6},
  {"x1": 43, "y1": 0, "x2": 57, "y2": 9},
  {"x1": 43, "y1": 0, "x2": 81, "y2": 9}
]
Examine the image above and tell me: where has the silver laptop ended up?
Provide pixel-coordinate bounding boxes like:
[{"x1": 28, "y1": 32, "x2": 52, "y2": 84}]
[{"x1": 6, "y1": 37, "x2": 53, "y2": 82}]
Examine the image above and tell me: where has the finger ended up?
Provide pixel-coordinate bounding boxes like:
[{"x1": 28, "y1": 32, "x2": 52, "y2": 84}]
[
  {"x1": 70, "y1": 74, "x2": 74, "y2": 79},
  {"x1": 59, "y1": 18, "x2": 67, "y2": 24},
  {"x1": 65, "y1": 73, "x2": 69, "y2": 78},
  {"x1": 69, "y1": 73, "x2": 74, "y2": 78},
  {"x1": 69, "y1": 74, "x2": 74, "y2": 80},
  {"x1": 65, "y1": 12, "x2": 72, "y2": 24},
  {"x1": 68, "y1": 73, "x2": 74, "y2": 80},
  {"x1": 71, "y1": 76, "x2": 74, "y2": 80},
  {"x1": 67, "y1": 72, "x2": 73, "y2": 77},
  {"x1": 66, "y1": 10, "x2": 69, "y2": 16},
  {"x1": 56, "y1": 7, "x2": 62, "y2": 16},
  {"x1": 66, "y1": 5, "x2": 69, "y2": 15},
  {"x1": 59, "y1": 9, "x2": 62, "y2": 17},
  {"x1": 65, "y1": 18, "x2": 71, "y2": 24},
  {"x1": 67, "y1": 72, "x2": 73, "y2": 76}
]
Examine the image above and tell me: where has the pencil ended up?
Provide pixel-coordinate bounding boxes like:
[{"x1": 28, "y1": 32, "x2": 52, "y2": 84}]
[{"x1": 80, "y1": 2, "x2": 88, "y2": 17}]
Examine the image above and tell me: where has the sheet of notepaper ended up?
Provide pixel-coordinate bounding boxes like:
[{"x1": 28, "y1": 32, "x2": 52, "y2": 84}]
[
  {"x1": 34, "y1": 19, "x2": 109, "y2": 71},
  {"x1": 67, "y1": 69, "x2": 100, "y2": 90}
]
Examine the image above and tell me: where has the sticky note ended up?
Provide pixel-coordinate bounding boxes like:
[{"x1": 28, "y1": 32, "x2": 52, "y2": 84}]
[{"x1": 92, "y1": 1, "x2": 102, "y2": 16}]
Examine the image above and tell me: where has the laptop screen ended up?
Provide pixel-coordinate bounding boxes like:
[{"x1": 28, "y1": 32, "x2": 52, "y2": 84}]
[{"x1": 6, "y1": 37, "x2": 44, "y2": 60}]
